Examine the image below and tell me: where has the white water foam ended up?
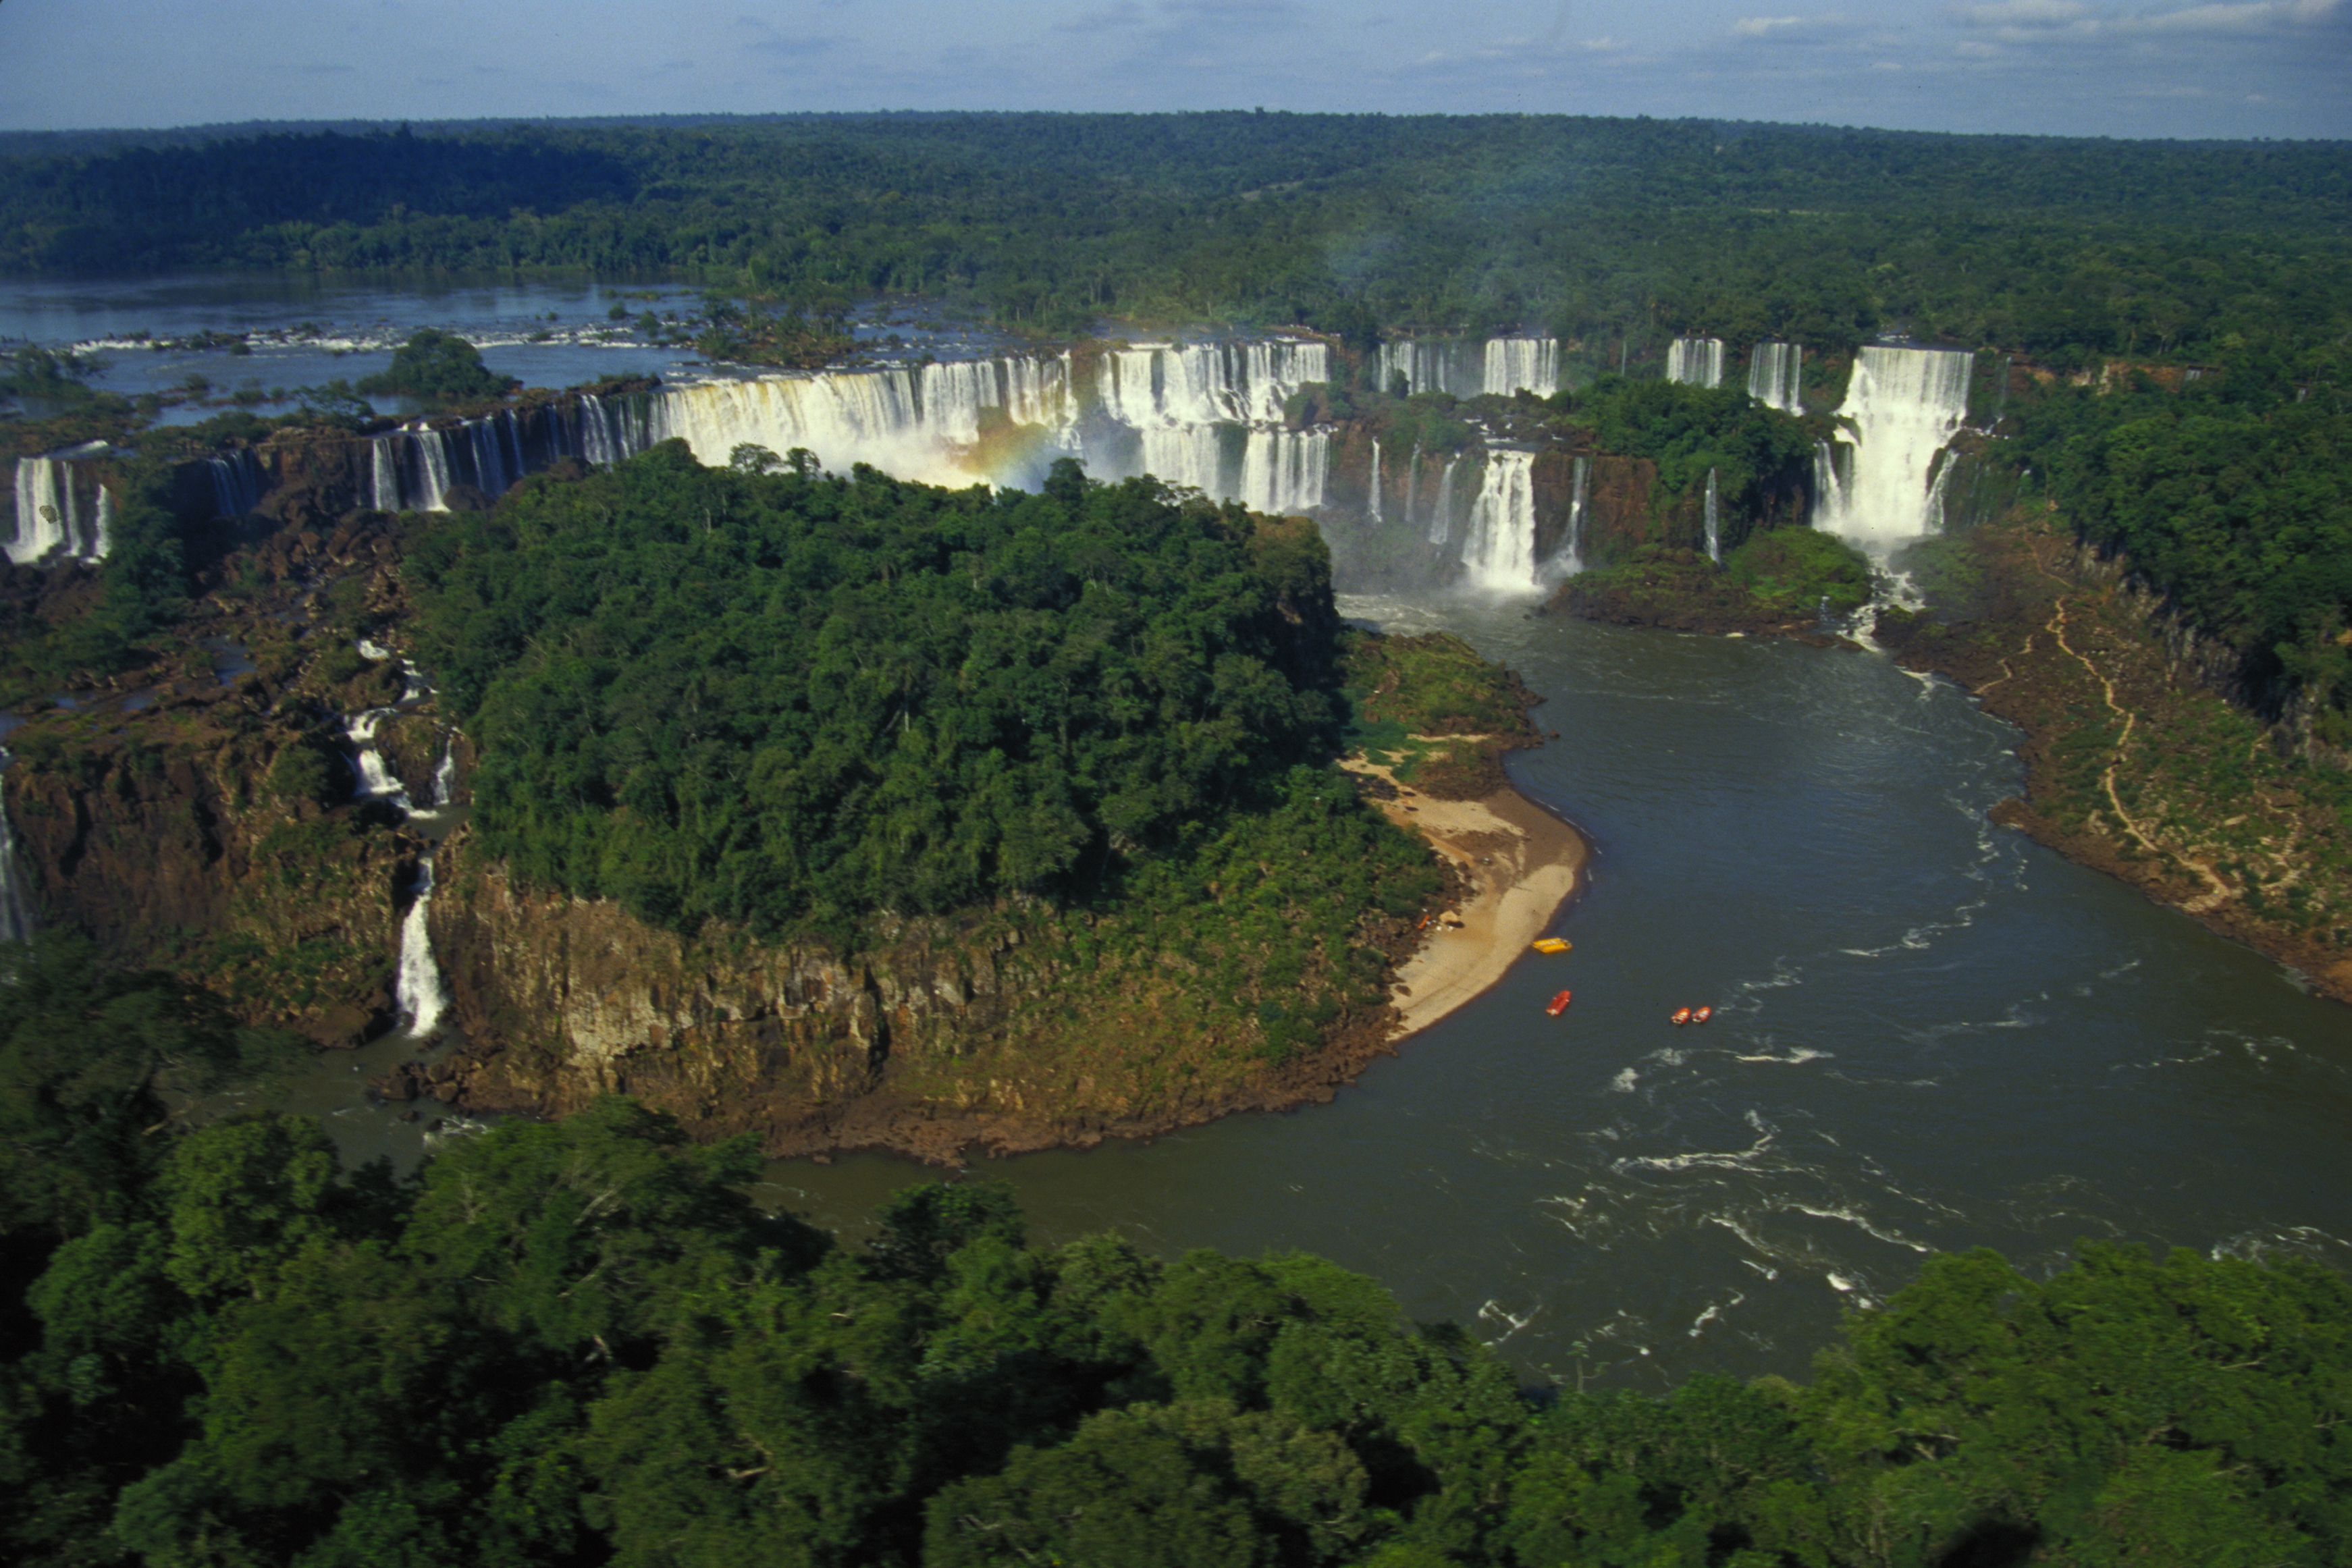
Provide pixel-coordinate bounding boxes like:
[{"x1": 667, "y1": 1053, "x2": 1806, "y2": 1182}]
[
  {"x1": 1816, "y1": 346, "x2": 1973, "y2": 551},
  {"x1": 1666, "y1": 337, "x2": 1724, "y2": 389},
  {"x1": 1459, "y1": 450, "x2": 1539, "y2": 591}
]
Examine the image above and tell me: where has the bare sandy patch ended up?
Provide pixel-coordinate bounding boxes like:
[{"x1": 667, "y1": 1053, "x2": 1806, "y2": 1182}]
[{"x1": 1343, "y1": 758, "x2": 1589, "y2": 1039}]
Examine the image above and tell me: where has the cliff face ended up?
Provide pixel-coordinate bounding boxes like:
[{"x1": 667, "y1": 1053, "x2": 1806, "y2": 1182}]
[
  {"x1": 1872, "y1": 513, "x2": 2352, "y2": 1002},
  {"x1": 421, "y1": 832, "x2": 1409, "y2": 1162},
  {"x1": 6, "y1": 698, "x2": 410, "y2": 1046}
]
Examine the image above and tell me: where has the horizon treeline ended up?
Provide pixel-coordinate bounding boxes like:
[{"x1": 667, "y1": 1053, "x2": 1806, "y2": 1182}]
[{"x1": 1, "y1": 115, "x2": 2346, "y2": 367}]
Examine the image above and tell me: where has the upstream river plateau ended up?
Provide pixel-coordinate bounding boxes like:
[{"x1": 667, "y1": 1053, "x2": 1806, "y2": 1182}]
[{"x1": 765, "y1": 595, "x2": 2352, "y2": 1390}]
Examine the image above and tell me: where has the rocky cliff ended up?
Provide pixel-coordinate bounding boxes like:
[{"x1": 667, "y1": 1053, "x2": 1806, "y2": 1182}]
[
  {"x1": 3, "y1": 685, "x2": 415, "y2": 1046},
  {"x1": 406, "y1": 830, "x2": 1418, "y2": 1162}
]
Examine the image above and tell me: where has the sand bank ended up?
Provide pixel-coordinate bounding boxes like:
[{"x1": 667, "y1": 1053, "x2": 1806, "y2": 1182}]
[{"x1": 1343, "y1": 759, "x2": 1590, "y2": 1039}]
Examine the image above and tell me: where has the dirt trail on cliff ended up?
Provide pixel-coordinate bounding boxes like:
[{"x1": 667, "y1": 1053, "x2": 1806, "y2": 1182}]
[{"x1": 1342, "y1": 759, "x2": 1588, "y2": 1035}]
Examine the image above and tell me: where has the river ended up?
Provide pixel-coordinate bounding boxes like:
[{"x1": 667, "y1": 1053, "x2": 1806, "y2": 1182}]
[
  {"x1": 13, "y1": 277, "x2": 2351, "y2": 1390},
  {"x1": 758, "y1": 594, "x2": 2352, "y2": 1390}
]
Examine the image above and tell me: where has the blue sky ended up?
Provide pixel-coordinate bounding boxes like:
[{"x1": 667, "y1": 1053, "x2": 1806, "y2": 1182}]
[{"x1": 0, "y1": 0, "x2": 2344, "y2": 140}]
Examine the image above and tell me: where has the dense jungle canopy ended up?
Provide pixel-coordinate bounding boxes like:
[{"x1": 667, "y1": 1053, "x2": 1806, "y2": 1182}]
[
  {"x1": 2, "y1": 936, "x2": 2349, "y2": 1568},
  {"x1": 0, "y1": 113, "x2": 2346, "y2": 362}
]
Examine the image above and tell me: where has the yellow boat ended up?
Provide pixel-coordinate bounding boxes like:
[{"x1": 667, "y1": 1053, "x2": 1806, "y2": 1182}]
[{"x1": 1531, "y1": 938, "x2": 1572, "y2": 954}]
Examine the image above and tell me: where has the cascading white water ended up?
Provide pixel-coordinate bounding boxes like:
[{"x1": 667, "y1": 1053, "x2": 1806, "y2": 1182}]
[
  {"x1": 9, "y1": 458, "x2": 109, "y2": 564},
  {"x1": 1095, "y1": 342, "x2": 1322, "y2": 429},
  {"x1": 1565, "y1": 456, "x2": 1590, "y2": 574},
  {"x1": 339, "y1": 701, "x2": 454, "y2": 1037},
  {"x1": 1237, "y1": 429, "x2": 1327, "y2": 516},
  {"x1": 412, "y1": 427, "x2": 455, "y2": 512},
  {"x1": 1746, "y1": 343, "x2": 1804, "y2": 413},
  {"x1": 345, "y1": 708, "x2": 412, "y2": 811},
  {"x1": 396, "y1": 857, "x2": 448, "y2": 1038},
  {"x1": 1705, "y1": 468, "x2": 1721, "y2": 563},
  {"x1": 646, "y1": 344, "x2": 1326, "y2": 508},
  {"x1": 1426, "y1": 459, "x2": 1458, "y2": 545},
  {"x1": 1377, "y1": 340, "x2": 1482, "y2": 399},
  {"x1": 1368, "y1": 438, "x2": 1383, "y2": 522},
  {"x1": 369, "y1": 435, "x2": 402, "y2": 511},
  {"x1": 1815, "y1": 346, "x2": 1974, "y2": 551},
  {"x1": 339, "y1": 341, "x2": 1331, "y2": 521},
  {"x1": 0, "y1": 776, "x2": 35, "y2": 944},
  {"x1": 1460, "y1": 450, "x2": 1540, "y2": 591},
  {"x1": 1136, "y1": 427, "x2": 1225, "y2": 497},
  {"x1": 468, "y1": 419, "x2": 510, "y2": 501},
  {"x1": 1666, "y1": 338, "x2": 1725, "y2": 389},
  {"x1": 1484, "y1": 338, "x2": 1559, "y2": 397}
]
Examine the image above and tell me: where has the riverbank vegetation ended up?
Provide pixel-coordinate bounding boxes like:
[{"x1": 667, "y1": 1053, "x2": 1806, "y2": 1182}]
[
  {"x1": 0, "y1": 979, "x2": 2345, "y2": 1568},
  {"x1": 1342, "y1": 630, "x2": 1541, "y2": 799},
  {"x1": 407, "y1": 443, "x2": 1445, "y2": 1066},
  {"x1": 1877, "y1": 509, "x2": 2352, "y2": 994}
]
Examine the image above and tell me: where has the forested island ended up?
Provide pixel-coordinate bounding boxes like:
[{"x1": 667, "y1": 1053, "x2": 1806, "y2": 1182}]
[{"x1": 1, "y1": 110, "x2": 2349, "y2": 1565}]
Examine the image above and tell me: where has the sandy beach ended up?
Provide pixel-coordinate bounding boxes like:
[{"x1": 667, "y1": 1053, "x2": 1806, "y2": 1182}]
[{"x1": 1344, "y1": 759, "x2": 1591, "y2": 1039}]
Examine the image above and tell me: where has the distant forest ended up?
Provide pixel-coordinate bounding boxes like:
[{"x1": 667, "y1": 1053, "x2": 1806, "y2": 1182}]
[
  {"x1": 1, "y1": 115, "x2": 2347, "y2": 365},
  {"x1": 1, "y1": 114, "x2": 2347, "y2": 742}
]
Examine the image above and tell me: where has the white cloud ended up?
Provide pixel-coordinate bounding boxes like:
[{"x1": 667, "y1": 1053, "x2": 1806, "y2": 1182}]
[
  {"x1": 1952, "y1": 0, "x2": 2345, "y2": 31},
  {"x1": 1953, "y1": 0, "x2": 2089, "y2": 27},
  {"x1": 2132, "y1": 0, "x2": 2343, "y2": 30},
  {"x1": 1734, "y1": 15, "x2": 1807, "y2": 34}
]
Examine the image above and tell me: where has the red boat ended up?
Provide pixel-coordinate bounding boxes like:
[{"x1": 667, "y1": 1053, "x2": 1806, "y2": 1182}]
[
  {"x1": 1547, "y1": 990, "x2": 1574, "y2": 1016},
  {"x1": 1692, "y1": 1006, "x2": 1713, "y2": 1024},
  {"x1": 1669, "y1": 1006, "x2": 1692, "y2": 1026}
]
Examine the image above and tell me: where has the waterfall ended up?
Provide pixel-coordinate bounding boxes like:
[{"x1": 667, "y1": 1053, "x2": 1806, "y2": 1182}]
[
  {"x1": 468, "y1": 418, "x2": 511, "y2": 500},
  {"x1": 1403, "y1": 444, "x2": 1421, "y2": 529},
  {"x1": 1135, "y1": 427, "x2": 1227, "y2": 497},
  {"x1": 648, "y1": 343, "x2": 1327, "y2": 510},
  {"x1": 9, "y1": 457, "x2": 108, "y2": 565},
  {"x1": 411, "y1": 427, "x2": 455, "y2": 512},
  {"x1": 1368, "y1": 439, "x2": 1382, "y2": 522},
  {"x1": 1092, "y1": 342, "x2": 1321, "y2": 428},
  {"x1": 1705, "y1": 468, "x2": 1721, "y2": 563},
  {"x1": 340, "y1": 701, "x2": 453, "y2": 1037},
  {"x1": 396, "y1": 857, "x2": 448, "y2": 1038},
  {"x1": 1814, "y1": 346, "x2": 1974, "y2": 550},
  {"x1": 579, "y1": 394, "x2": 632, "y2": 466},
  {"x1": 205, "y1": 451, "x2": 263, "y2": 517},
  {"x1": 368, "y1": 435, "x2": 402, "y2": 511},
  {"x1": 334, "y1": 340, "x2": 1336, "y2": 524},
  {"x1": 1426, "y1": 459, "x2": 1458, "y2": 545},
  {"x1": 1566, "y1": 456, "x2": 1589, "y2": 573},
  {"x1": 1666, "y1": 338, "x2": 1725, "y2": 389},
  {"x1": 1377, "y1": 340, "x2": 1482, "y2": 399},
  {"x1": 345, "y1": 708, "x2": 412, "y2": 811},
  {"x1": 0, "y1": 780, "x2": 34, "y2": 945},
  {"x1": 1746, "y1": 343, "x2": 1804, "y2": 413},
  {"x1": 1236, "y1": 429, "x2": 1327, "y2": 516},
  {"x1": 1460, "y1": 450, "x2": 1540, "y2": 591},
  {"x1": 1483, "y1": 338, "x2": 1559, "y2": 397}
]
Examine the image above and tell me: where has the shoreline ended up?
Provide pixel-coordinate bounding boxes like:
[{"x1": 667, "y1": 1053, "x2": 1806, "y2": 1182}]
[
  {"x1": 728, "y1": 771, "x2": 1593, "y2": 1167},
  {"x1": 1343, "y1": 761, "x2": 1593, "y2": 1040},
  {"x1": 1551, "y1": 520, "x2": 2352, "y2": 1007}
]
